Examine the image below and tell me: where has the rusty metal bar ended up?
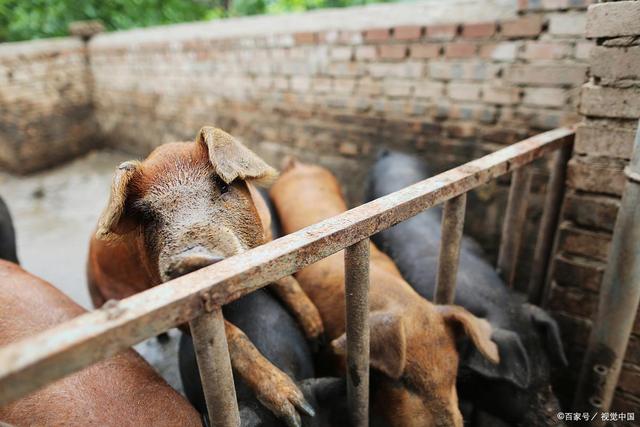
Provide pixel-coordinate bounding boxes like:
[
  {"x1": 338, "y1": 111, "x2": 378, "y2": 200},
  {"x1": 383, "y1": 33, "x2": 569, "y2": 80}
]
[
  {"x1": 528, "y1": 141, "x2": 573, "y2": 304},
  {"x1": 434, "y1": 193, "x2": 467, "y2": 304},
  {"x1": 0, "y1": 127, "x2": 574, "y2": 406},
  {"x1": 344, "y1": 239, "x2": 370, "y2": 427},
  {"x1": 573, "y1": 120, "x2": 640, "y2": 422},
  {"x1": 189, "y1": 308, "x2": 240, "y2": 427},
  {"x1": 497, "y1": 168, "x2": 532, "y2": 287}
]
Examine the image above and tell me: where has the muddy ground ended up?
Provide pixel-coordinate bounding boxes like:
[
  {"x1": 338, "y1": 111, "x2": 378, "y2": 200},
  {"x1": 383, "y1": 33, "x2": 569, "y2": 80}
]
[{"x1": 0, "y1": 150, "x2": 184, "y2": 394}]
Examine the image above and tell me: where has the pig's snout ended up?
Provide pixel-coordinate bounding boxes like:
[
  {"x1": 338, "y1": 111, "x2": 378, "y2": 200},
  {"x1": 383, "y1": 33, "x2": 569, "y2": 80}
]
[{"x1": 164, "y1": 247, "x2": 224, "y2": 281}]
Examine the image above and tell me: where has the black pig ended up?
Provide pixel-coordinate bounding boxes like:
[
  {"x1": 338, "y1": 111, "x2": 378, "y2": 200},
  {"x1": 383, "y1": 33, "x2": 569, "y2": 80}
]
[
  {"x1": 366, "y1": 150, "x2": 567, "y2": 427},
  {"x1": 179, "y1": 190, "x2": 347, "y2": 427},
  {"x1": 0, "y1": 196, "x2": 18, "y2": 264}
]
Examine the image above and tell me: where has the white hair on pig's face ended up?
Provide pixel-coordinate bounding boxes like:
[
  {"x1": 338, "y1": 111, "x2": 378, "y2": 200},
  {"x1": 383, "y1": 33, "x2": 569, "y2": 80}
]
[{"x1": 96, "y1": 127, "x2": 277, "y2": 282}]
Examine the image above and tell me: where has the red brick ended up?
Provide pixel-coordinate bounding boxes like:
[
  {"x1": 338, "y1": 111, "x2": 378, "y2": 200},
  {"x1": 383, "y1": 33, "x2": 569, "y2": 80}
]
[
  {"x1": 574, "y1": 41, "x2": 593, "y2": 61},
  {"x1": 548, "y1": 285, "x2": 598, "y2": 319},
  {"x1": 553, "y1": 252, "x2": 605, "y2": 292},
  {"x1": 483, "y1": 84, "x2": 521, "y2": 105},
  {"x1": 591, "y1": 45, "x2": 640, "y2": 81},
  {"x1": 501, "y1": 15, "x2": 544, "y2": 38},
  {"x1": 337, "y1": 30, "x2": 363, "y2": 45},
  {"x1": 575, "y1": 123, "x2": 636, "y2": 159},
  {"x1": 480, "y1": 42, "x2": 519, "y2": 61},
  {"x1": 355, "y1": 45, "x2": 377, "y2": 60},
  {"x1": 557, "y1": 222, "x2": 612, "y2": 262},
  {"x1": 444, "y1": 42, "x2": 477, "y2": 58},
  {"x1": 338, "y1": 141, "x2": 359, "y2": 155},
  {"x1": 617, "y1": 367, "x2": 640, "y2": 396},
  {"x1": 293, "y1": 32, "x2": 317, "y2": 45},
  {"x1": 425, "y1": 24, "x2": 458, "y2": 40},
  {"x1": 410, "y1": 43, "x2": 441, "y2": 59},
  {"x1": 523, "y1": 87, "x2": 567, "y2": 107},
  {"x1": 448, "y1": 82, "x2": 482, "y2": 101},
  {"x1": 429, "y1": 60, "x2": 501, "y2": 81},
  {"x1": 384, "y1": 79, "x2": 413, "y2": 97},
  {"x1": 548, "y1": 12, "x2": 586, "y2": 36},
  {"x1": 364, "y1": 28, "x2": 390, "y2": 42},
  {"x1": 506, "y1": 64, "x2": 587, "y2": 86},
  {"x1": 586, "y1": 1, "x2": 640, "y2": 38},
  {"x1": 330, "y1": 46, "x2": 352, "y2": 61},
  {"x1": 521, "y1": 41, "x2": 571, "y2": 60},
  {"x1": 393, "y1": 25, "x2": 423, "y2": 41},
  {"x1": 567, "y1": 156, "x2": 627, "y2": 197},
  {"x1": 378, "y1": 44, "x2": 408, "y2": 60},
  {"x1": 461, "y1": 22, "x2": 496, "y2": 38},
  {"x1": 580, "y1": 83, "x2": 640, "y2": 119},
  {"x1": 414, "y1": 81, "x2": 445, "y2": 99},
  {"x1": 565, "y1": 191, "x2": 620, "y2": 234}
]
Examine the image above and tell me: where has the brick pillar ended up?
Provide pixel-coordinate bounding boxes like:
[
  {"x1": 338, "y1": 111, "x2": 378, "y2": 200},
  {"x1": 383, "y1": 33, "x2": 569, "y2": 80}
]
[{"x1": 547, "y1": 1, "x2": 640, "y2": 421}]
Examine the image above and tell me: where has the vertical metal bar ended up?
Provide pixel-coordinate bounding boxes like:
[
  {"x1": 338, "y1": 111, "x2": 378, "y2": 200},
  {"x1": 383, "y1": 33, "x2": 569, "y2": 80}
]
[
  {"x1": 434, "y1": 193, "x2": 467, "y2": 304},
  {"x1": 189, "y1": 308, "x2": 240, "y2": 427},
  {"x1": 573, "y1": 120, "x2": 640, "y2": 423},
  {"x1": 497, "y1": 168, "x2": 532, "y2": 287},
  {"x1": 344, "y1": 238, "x2": 370, "y2": 427},
  {"x1": 528, "y1": 142, "x2": 573, "y2": 304}
]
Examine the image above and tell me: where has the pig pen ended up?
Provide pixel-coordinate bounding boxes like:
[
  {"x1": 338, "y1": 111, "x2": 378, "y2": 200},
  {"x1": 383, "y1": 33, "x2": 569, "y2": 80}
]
[{"x1": 1, "y1": 0, "x2": 640, "y2": 425}]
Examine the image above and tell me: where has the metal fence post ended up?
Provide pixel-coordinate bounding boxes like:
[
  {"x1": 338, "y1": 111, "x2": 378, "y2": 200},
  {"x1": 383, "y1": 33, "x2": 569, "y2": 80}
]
[
  {"x1": 344, "y1": 239, "x2": 370, "y2": 427},
  {"x1": 497, "y1": 168, "x2": 532, "y2": 287},
  {"x1": 189, "y1": 308, "x2": 240, "y2": 427},
  {"x1": 573, "y1": 121, "x2": 640, "y2": 422},
  {"x1": 528, "y1": 142, "x2": 573, "y2": 304},
  {"x1": 434, "y1": 194, "x2": 467, "y2": 304}
]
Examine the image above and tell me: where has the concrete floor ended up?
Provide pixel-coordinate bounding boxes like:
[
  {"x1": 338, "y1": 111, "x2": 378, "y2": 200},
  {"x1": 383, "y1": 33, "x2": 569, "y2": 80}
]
[{"x1": 0, "y1": 150, "x2": 184, "y2": 393}]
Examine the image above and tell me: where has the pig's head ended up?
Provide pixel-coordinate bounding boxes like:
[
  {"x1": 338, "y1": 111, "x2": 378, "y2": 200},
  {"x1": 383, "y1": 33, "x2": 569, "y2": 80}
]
[
  {"x1": 333, "y1": 303, "x2": 500, "y2": 427},
  {"x1": 96, "y1": 127, "x2": 277, "y2": 282},
  {"x1": 458, "y1": 304, "x2": 567, "y2": 426}
]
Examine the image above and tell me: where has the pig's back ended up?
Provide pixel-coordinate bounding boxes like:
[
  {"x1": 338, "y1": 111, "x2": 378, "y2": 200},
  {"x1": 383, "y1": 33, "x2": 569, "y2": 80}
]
[
  {"x1": 0, "y1": 260, "x2": 201, "y2": 427},
  {"x1": 366, "y1": 151, "x2": 513, "y2": 324}
]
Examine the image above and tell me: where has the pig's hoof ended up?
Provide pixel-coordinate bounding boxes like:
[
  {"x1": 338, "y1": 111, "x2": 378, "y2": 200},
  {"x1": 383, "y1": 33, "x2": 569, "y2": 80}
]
[
  {"x1": 255, "y1": 371, "x2": 315, "y2": 427},
  {"x1": 300, "y1": 310, "x2": 324, "y2": 342}
]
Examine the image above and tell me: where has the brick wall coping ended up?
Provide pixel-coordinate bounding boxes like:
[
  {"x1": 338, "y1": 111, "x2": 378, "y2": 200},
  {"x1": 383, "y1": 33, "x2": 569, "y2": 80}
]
[
  {"x1": 89, "y1": 0, "x2": 517, "y2": 48},
  {"x1": 0, "y1": 37, "x2": 84, "y2": 59}
]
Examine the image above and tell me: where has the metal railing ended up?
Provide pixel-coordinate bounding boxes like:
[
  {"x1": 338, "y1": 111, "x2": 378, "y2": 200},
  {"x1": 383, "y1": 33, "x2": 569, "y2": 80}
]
[{"x1": 0, "y1": 126, "x2": 575, "y2": 427}]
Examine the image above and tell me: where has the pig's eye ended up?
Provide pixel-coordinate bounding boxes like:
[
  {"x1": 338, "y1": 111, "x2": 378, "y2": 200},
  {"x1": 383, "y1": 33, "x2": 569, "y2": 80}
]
[{"x1": 215, "y1": 177, "x2": 230, "y2": 194}]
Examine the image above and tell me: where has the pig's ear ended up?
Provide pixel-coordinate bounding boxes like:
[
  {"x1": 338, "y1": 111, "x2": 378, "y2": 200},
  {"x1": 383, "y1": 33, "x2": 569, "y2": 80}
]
[
  {"x1": 96, "y1": 161, "x2": 140, "y2": 240},
  {"x1": 246, "y1": 182, "x2": 272, "y2": 242},
  {"x1": 438, "y1": 305, "x2": 500, "y2": 364},
  {"x1": 332, "y1": 312, "x2": 407, "y2": 379},
  {"x1": 197, "y1": 127, "x2": 278, "y2": 186},
  {"x1": 463, "y1": 328, "x2": 531, "y2": 389},
  {"x1": 523, "y1": 303, "x2": 568, "y2": 367}
]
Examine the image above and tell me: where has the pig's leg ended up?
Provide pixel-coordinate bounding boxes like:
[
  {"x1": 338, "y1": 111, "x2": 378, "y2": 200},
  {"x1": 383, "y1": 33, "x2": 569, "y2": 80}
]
[
  {"x1": 224, "y1": 320, "x2": 315, "y2": 427},
  {"x1": 270, "y1": 275, "x2": 324, "y2": 340}
]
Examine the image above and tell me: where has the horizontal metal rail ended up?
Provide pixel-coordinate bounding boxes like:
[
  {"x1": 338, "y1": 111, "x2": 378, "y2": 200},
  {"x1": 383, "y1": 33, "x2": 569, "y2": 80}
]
[{"x1": 0, "y1": 126, "x2": 575, "y2": 408}]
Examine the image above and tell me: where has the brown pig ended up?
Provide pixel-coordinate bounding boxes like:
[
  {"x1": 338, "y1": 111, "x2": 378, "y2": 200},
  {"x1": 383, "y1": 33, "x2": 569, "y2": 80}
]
[
  {"x1": 270, "y1": 159, "x2": 500, "y2": 427},
  {"x1": 87, "y1": 127, "x2": 322, "y2": 426},
  {"x1": 0, "y1": 260, "x2": 202, "y2": 427}
]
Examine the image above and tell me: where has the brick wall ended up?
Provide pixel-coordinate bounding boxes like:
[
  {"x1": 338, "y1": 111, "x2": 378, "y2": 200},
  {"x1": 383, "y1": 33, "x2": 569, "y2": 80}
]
[
  {"x1": 547, "y1": 1, "x2": 640, "y2": 422},
  {"x1": 2, "y1": 0, "x2": 639, "y2": 418},
  {"x1": 88, "y1": 0, "x2": 592, "y2": 268},
  {"x1": 0, "y1": 38, "x2": 100, "y2": 173}
]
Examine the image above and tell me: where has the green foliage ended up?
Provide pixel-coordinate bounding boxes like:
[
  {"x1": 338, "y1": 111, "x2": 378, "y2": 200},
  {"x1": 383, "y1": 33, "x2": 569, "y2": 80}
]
[
  {"x1": 0, "y1": 0, "x2": 393, "y2": 42},
  {"x1": 0, "y1": 0, "x2": 219, "y2": 42}
]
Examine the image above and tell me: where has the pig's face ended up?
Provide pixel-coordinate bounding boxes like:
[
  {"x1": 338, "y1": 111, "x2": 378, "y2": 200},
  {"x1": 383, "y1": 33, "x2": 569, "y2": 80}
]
[
  {"x1": 96, "y1": 127, "x2": 277, "y2": 282},
  {"x1": 334, "y1": 304, "x2": 499, "y2": 427}
]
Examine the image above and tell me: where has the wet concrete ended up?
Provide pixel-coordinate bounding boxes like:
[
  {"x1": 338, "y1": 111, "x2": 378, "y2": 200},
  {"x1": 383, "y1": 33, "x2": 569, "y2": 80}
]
[
  {"x1": 0, "y1": 150, "x2": 129, "y2": 307},
  {"x1": 0, "y1": 150, "x2": 184, "y2": 394}
]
